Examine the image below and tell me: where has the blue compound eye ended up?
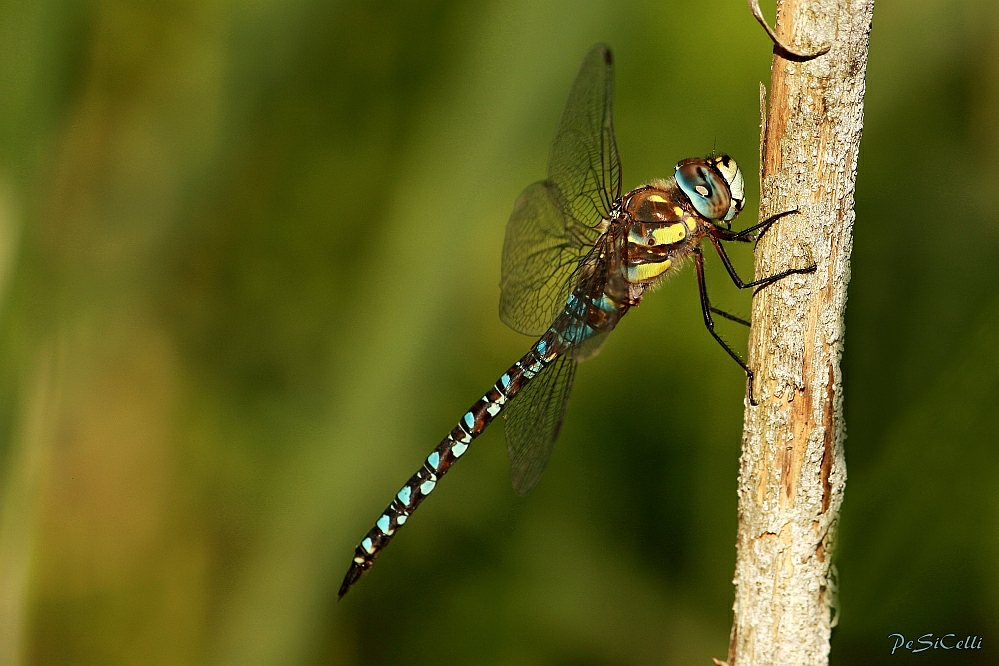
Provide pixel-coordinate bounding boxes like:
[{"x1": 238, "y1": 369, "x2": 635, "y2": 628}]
[{"x1": 675, "y1": 162, "x2": 731, "y2": 220}]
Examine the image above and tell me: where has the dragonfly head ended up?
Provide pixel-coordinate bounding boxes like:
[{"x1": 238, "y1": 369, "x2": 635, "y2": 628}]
[{"x1": 674, "y1": 155, "x2": 745, "y2": 226}]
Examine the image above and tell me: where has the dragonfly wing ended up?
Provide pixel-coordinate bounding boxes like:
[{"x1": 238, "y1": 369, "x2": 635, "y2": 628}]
[
  {"x1": 499, "y1": 43, "x2": 620, "y2": 336},
  {"x1": 500, "y1": 182, "x2": 593, "y2": 335},
  {"x1": 548, "y1": 42, "x2": 622, "y2": 230},
  {"x1": 504, "y1": 353, "x2": 577, "y2": 495},
  {"x1": 569, "y1": 329, "x2": 611, "y2": 362}
]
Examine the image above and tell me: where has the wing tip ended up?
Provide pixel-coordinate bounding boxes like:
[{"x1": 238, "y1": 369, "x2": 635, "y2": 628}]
[
  {"x1": 511, "y1": 472, "x2": 539, "y2": 496},
  {"x1": 589, "y1": 42, "x2": 613, "y2": 65}
]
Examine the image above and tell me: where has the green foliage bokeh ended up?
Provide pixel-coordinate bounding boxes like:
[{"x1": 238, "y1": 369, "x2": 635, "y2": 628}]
[{"x1": 0, "y1": 0, "x2": 998, "y2": 664}]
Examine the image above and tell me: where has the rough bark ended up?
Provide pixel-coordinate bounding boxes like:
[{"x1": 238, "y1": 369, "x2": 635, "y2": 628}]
[{"x1": 727, "y1": 1, "x2": 873, "y2": 664}]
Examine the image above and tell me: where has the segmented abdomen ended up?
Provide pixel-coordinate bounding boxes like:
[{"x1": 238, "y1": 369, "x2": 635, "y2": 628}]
[{"x1": 337, "y1": 334, "x2": 560, "y2": 598}]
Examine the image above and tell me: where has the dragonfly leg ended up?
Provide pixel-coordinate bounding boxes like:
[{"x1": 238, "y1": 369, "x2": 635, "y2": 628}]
[
  {"x1": 709, "y1": 306, "x2": 750, "y2": 327},
  {"x1": 708, "y1": 235, "x2": 816, "y2": 294},
  {"x1": 720, "y1": 209, "x2": 799, "y2": 244},
  {"x1": 694, "y1": 247, "x2": 759, "y2": 405}
]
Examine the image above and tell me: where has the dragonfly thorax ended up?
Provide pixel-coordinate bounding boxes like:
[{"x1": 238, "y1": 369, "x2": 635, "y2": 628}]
[{"x1": 619, "y1": 183, "x2": 705, "y2": 286}]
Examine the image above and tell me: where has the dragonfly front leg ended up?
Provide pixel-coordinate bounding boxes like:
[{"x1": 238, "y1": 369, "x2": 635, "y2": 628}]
[
  {"x1": 719, "y1": 209, "x2": 800, "y2": 244},
  {"x1": 693, "y1": 247, "x2": 760, "y2": 405}
]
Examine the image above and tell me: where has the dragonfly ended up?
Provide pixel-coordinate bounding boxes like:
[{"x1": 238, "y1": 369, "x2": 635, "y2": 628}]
[{"x1": 338, "y1": 43, "x2": 814, "y2": 598}]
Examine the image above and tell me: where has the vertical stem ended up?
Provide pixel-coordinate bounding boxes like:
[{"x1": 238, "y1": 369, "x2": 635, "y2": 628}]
[{"x1": 728, "y1": 1, "x2": 873, "y2": 664}]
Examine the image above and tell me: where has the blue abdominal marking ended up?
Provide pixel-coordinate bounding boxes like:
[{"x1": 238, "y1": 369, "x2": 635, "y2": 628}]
[
  {"x1": 595, "y1": 295, "x2": 616, "y2": 313},
  {"x1": 397, "y1": 486, "x2": 412, "y2": 505},
  {"x1": 451, "y1": 440, "x2": 468, "y2": 457},
  {"x1": 362, "y1": 537, "x2": 374, "y2": 554},
  {"x1": 420, "y1": 478, "x2": 437, "y2": 495},
  {"x1": 463, "y1": 412, "x2": 475, "y2": 429},
  {"x1": 559, "y1": 293, "x2": 598, "y2": 344},
  {"x1": 427, "y1": 452, "x2": 440, "y2": 470},
  {"x1": 376, "y1": 515, "x2": 391, "y2": 533}
]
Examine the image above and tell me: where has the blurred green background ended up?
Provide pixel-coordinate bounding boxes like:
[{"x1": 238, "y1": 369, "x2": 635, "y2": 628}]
[{"x1": 0, "y1": 0, "x2": 997, "y2": 664}]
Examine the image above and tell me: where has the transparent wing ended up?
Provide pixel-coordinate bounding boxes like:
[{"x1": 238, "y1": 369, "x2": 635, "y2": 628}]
[
  {"x1": 547, "y1": 42, "x2": 622, "y2": 229},
  {"x1": 569, "y1": 328, "x2": 611, "y2": 362},
  {"x1": 504, "y1": 353, "x2": 577, "y2": 495},
  {"x1": 499, "y1": 43, "x2": 621, "y2": 336},
  {"x1": 499, "y1": 182, "x2": 596, "y2": 335}
]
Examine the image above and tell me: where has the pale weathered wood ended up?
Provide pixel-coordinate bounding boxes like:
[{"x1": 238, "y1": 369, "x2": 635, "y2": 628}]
[{"x1": 726, "y1": 0, "x2": 873, "y2": 664}]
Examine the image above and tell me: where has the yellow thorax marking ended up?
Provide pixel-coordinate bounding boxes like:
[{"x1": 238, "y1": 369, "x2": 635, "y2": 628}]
[
  {"x1": 630, "y1": 258, "x2": 672, "y2": 281},
  {"x1": 672, "y1": 206, "x2": 683, "y2": 216},
  {"x1": 651, "y1": 223, "x2": 686, "y2": 246},
  {"x1": 648, "y1": 194, "x2": 667, "y2": 203}
]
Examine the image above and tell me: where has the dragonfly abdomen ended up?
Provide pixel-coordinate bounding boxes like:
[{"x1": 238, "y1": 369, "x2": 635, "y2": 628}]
[
  {"x1": 338, "y1": 334, "x2": 561, "y2": 598},
  {"x1": 549, "y1": 287, "x2": 625, "y2": 353}
]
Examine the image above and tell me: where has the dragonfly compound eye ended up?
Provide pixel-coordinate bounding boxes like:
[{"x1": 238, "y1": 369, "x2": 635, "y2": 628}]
[
  {"x1": 711, "y1": 155, "x2": 746, "y2": 221},
  {"x1": 675, "y1": 160, "x2": 732, "y2": 220}
]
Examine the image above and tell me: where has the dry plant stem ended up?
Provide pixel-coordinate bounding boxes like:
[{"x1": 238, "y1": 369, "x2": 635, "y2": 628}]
[
  {"x1": 727, "y1": 0, "x2": 873, "y2": 665},
  {"x1": 746, "y1": 0, "x2": 831, "y2": 59}
]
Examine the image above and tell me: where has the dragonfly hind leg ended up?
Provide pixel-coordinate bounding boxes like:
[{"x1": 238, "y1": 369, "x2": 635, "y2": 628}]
[
  {"x1": 709, "y1": 306, "x2": 750, "y2": 327},
  {"x1": 693, "y1": 247, "x2": 762, "y2": 405}
]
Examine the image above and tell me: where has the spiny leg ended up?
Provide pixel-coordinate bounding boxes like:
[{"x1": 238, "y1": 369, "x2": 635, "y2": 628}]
[
  {"x1": 693, "y1": 247, "x2": 759, "y2": 406},
  {"x1": 708, "y1": 236, "x2": 816, "y2": 294},
  {"x1": 709, "y1": 307, "x2": 750, "y2": 327},
  {"x1": 720, "y1": 209, "x2": 800, "y2": 244}
]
